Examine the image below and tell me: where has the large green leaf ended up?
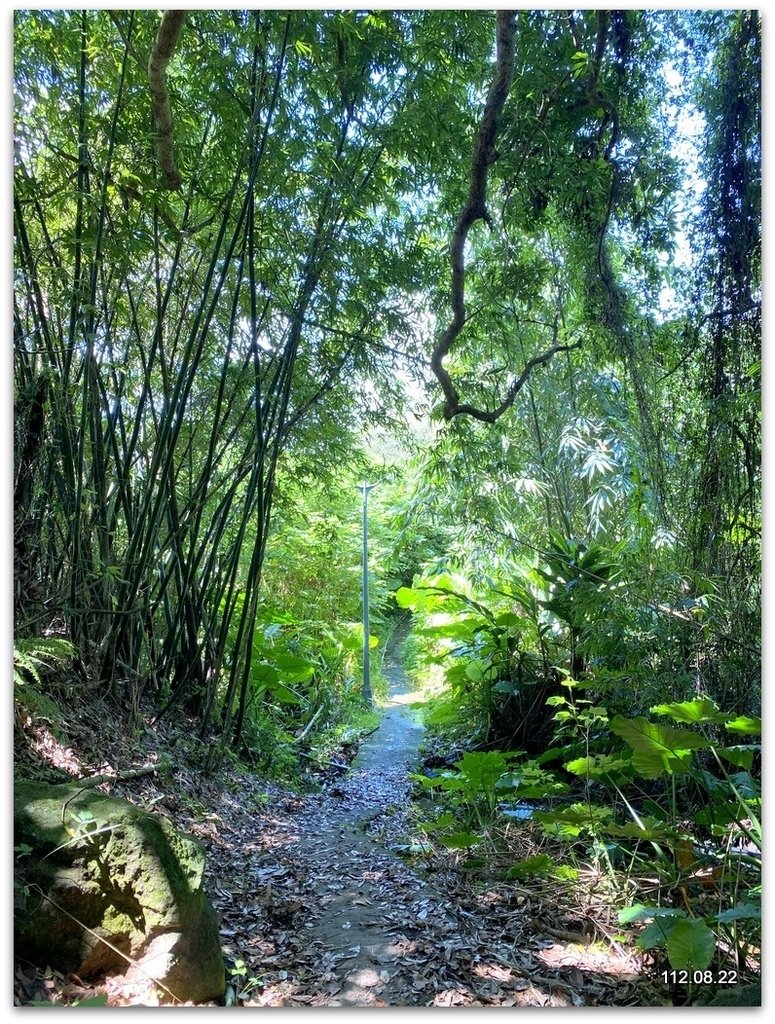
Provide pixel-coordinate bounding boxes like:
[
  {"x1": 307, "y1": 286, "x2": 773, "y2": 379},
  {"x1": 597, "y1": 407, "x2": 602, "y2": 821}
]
[
  {"x1": 495, "y1": 770, "x2": 569, "y2": 799},
  {"x1": 395, "y1": 586, "x2": 421, "y2": 609},
  {"x1": 416, "y1": 620, "x2": 475, "y2": 641},
  {"x1": 533, "y1": 802, "x2": 613, "y2": 838},
  {"x1": 605, "y1": 818, "x2": 675, "y2": 841},
  {"x1": 415, "y1": 811, "x2": 455, "y2": 833},
  {"x1": 665, "y1": 918, "x2": 716, "y2": 971},
  {"x1": 494, "y1": 611, "x2": 522, "y2": 629},
  {"x1": 725, "y1": 716, "x2": 761, "y2": 736},
  {"x1": 339, "y1": 631, "x2": 363, "y2": 652},
  {"x1": 715, "y1": 904, "x2": 760, "y2": 924},
  {"x1": 269, "y1": 682, "x2": 303, "y2": 705},
  {"x1": 563, "y1": 754, "x2": 631, "y2": 780},
  {"x1": 409, "y1": 771, "x2": 465, "y2": 793},
  {"x1": 729, "y1": 770, "x2": 760, "y2": 799},
  {"x1": 273, "y1": 652, "x2": 317, "y2": 682},
  {"x1": 250, "y1": 662, "x2": 280, "y2": 687},
  {"x1": 618, "y1": 904, "x2": 685, "y2": 926},
  {"x1": 610, "y1": 715, "x2": 709, "y2": 778},
  {"x1": 650, "y1": 698, "x2": 726, "y2": 724},
  {"x1": 631, "y1": 747, "x2": 692, "y2": 780},
  {"x1": 465, "y1": 659, "x2": 484, "y2": 681},
  {"x1": 718, "y1": 744, "x2": 758, "y2": 769},
  {"x1": 505, "y1": 854, "x2": 556, "y2": 879},
  {"x1": 637, "y1": 917, "x2": 684, "y2": 951},
  {"x1": 456, "y1": 750, "x2": 510, "y2": 789},
  {"x1": 694, "y1": 803, "x2": 748, "y2": 830}
]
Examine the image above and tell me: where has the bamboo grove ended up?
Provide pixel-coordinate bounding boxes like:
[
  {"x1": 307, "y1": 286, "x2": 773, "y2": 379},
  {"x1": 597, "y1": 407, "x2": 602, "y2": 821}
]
[{"x1": 14, "y1": 10, "x2": 760, "y2": 760}]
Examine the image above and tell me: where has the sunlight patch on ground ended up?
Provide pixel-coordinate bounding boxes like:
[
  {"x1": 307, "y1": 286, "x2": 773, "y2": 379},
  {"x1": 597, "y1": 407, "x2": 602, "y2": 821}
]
[
  {"x1": 386, "y1": 690, "x2": 426, "y2": 707},
  {"x1": 536, "y1": 941, "x2": 642, "y2": 980},
  {"x1": 26, "y1": 721, "x2": 84, "y2": 777}
]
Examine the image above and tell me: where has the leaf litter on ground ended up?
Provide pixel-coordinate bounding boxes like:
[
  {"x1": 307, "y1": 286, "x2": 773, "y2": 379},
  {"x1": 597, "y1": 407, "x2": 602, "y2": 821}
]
[{"x1": 15, "y1": 635, "x2": 667, "y2": 1007}]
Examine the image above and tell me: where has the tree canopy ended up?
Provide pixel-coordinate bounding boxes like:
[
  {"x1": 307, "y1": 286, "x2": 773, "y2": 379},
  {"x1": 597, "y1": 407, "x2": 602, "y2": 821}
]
[{"x1": 14, "y1": 4, "x2": 759, "y2": 731}]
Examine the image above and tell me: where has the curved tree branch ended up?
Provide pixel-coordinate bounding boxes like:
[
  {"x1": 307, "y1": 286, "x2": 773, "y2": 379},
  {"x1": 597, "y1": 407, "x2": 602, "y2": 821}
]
[
  {"x1": 148, "y1": 10, "x2": 188, "y2": 190},
  {"x1": 451, "y1": 339, "x2": 582, "y2": 423},
  {"x1": 430, "y1": 11, "x2": 578, "y2": 423}
]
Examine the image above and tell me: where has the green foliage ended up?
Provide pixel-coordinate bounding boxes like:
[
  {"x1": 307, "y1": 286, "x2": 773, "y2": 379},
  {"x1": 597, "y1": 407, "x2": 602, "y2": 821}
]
[
  {"x1": 191, "y1": 458, "x2": 419, "y2": 768},
  {"x1": 14, "y1": 638, "x2": 76, "y2": 688},
  {"x1": 413, "y1": 677, "x2": 755, "y2": 982},
  {"x1": 618, "y1": 906, "x2": 716, "y2": 973},
  {"x1": 238, "y1": 717, "x2": 300, "y2": 782},
  {"x1": 609, "y1": 715, "x2": 709, "y2": 779},
  {"x1": 413, "y1": 747, "x2": 568, "y2": 850},
  {"x1": 536, "y1": 534, "x2": 623, "y2": 634},
  {"x1": 533, "y1": 803, "x2": 614, "y2": 840},
  {"x1": 650, "y1": 699, "x2": 728, "y2": 725},
  {"x1": 496, "y1": 765, "x2": 570, "y2": 801},
  {"x1": 412, "y1": 749, "x2": 516, "y2": 832},
  {"x1": 505, "y1": 854, "x2": 557, "y2": 880},
  {"x1": 228, "y1": 958, "x2": 262, "y2": 1002},
  {"x1": 399, "y1": 570, "x2": 561, "y2": 751},
  {"x1": 725, "y1": 716, "x2": 761, "y2": 736},
  {"x1": 438, "y1": 831, "x2": 480, "y2": 851},
  {"x1": 533, "y1": 699, "x2": 760, "y2": 978}
]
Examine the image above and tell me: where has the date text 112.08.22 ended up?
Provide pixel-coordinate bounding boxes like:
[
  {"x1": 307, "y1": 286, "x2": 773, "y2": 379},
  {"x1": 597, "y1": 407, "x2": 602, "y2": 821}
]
[{"x1": 661, "y1": 969, "x2": 737, "y2": 986}]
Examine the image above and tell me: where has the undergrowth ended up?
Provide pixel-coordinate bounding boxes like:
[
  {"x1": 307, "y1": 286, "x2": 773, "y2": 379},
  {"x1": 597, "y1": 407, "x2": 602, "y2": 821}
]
[{"x1": 401, "y1": 541, "x2": 761, "y2": 1006}]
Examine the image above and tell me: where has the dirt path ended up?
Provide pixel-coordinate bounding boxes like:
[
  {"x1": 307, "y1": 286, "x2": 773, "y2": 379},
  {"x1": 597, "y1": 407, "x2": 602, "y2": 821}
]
[
  {"x1": 268, "y1": 617, "x2": 463, "y2": 1006},
  {"x1": 348, "y1": 615, "x2": 425, "y2": 801},
  {"x1": 198, "y1": 621, "x2": 651, "y2": 1007}
]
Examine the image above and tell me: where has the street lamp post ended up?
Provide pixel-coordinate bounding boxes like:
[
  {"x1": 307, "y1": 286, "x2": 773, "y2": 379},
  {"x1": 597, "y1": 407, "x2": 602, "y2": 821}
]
[{"x1": 358, "y1": 482, "x2": 376, "y2": 707}]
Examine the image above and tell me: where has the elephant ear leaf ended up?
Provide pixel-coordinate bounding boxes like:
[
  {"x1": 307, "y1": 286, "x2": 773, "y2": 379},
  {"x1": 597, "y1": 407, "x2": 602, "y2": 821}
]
[
  {"x1": 650, "y1": 698, "x2": 726, "y2": 724},
  {"x1": 666, "y1": 918, "x2": 716, "y2": 971},
  {"x1": 610, "y1": 715, "x2": 709, "y2": 779}
]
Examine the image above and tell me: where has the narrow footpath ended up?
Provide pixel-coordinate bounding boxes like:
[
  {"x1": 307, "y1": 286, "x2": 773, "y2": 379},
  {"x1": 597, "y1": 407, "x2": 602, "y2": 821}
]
[
  {"x1": 237, "y1": 618, "x2": 477, "y2": 1006},
  {"x1": 199, "y1": 620, "x2": 648, "y2": 1007},
  {"x1": 281, "y1": 617, "x2": 455, "y2": 1006}
]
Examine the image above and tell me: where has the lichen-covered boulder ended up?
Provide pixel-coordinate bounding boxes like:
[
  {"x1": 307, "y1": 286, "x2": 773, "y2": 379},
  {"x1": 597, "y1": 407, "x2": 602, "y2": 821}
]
[{"x1": 14, "y1": 781, "x2": 225, "y2": 1004}]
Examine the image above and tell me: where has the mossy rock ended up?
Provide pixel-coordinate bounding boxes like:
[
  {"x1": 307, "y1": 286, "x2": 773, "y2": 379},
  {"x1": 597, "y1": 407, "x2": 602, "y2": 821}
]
[{"x1": 14, "y1": 781, "x2": 224, "y2": 1004}]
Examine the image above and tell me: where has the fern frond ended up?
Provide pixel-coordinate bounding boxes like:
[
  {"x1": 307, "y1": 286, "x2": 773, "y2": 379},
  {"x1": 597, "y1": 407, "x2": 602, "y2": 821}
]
[{"x1": 13, "y1": 637, "x2": 76, "y2": 686}]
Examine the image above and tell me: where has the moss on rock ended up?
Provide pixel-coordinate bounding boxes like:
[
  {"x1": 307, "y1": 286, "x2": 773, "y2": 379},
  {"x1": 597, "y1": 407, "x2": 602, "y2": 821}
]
[{"x1": 15, "y1": 781, "x2": 224, "y2": 1004}]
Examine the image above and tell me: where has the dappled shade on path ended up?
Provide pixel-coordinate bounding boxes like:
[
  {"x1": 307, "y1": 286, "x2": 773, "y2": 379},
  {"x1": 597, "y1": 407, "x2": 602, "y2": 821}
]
[{"x1": 210, "y1": 625, "x2": 651, "y2": 1007}]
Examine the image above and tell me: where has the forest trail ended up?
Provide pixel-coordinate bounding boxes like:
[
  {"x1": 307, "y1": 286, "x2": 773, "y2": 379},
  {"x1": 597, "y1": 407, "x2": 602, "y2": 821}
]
[
  {"x1": 348, "y1": 614, "x2": 425, "y2": 795},
  {"x1": 208, "y1": 622, "x2": 648, "y2": 1007},
  {"x1": 289, "y1": 616, "x2": 445, "y2": 1006},
  {"x1": 245, "y1": 618, "x2": 466, "y2": 1007},
  {"x1": 14, "y1": 621, "x2": 655, "y2": 1007}
]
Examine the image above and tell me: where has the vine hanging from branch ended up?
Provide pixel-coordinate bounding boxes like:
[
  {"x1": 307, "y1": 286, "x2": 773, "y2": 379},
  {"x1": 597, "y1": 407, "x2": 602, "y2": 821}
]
[
  {"x1": 430, "y1": 10, "x2": 580, "y2": 423},
  {"x1": 148, "y1": 10, "x2": 188, "y2": 190}
]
